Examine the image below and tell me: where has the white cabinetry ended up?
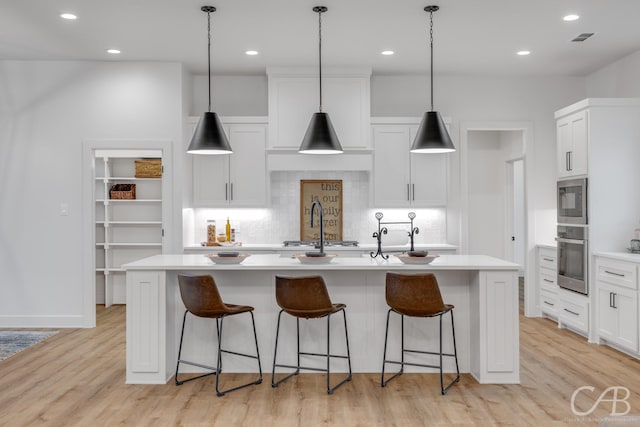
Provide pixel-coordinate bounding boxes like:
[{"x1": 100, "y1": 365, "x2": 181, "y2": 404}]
[
  {"x1": 558, "y1": 291, "x2": 589, "y2": 335},
  {"x1": 596, "y1": 256, "x2": 638, "y2": 353},
  {"x1": 192, "y1": 122, "x2": 267, "y2": 207},
  {"x1": 372, "y1": 122, "x2": 448, "y2": 207},
  {"x1": 556, "y1": 110, "x2": 588, "y2": 178},
  {"x1": 95, "y1": 151, "x2": 164, "y2": 307},
  {"x1": 267, "y1": 68, "x2": 371, "y2": 150},
  {"x1": 537, "y1": 246, "x2": 559, "y2": 318}
]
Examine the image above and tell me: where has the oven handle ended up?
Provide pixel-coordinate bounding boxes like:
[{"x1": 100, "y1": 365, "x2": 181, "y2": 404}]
[{"x1": 555, "y1": 237, "x2": 586, "y2": 245}]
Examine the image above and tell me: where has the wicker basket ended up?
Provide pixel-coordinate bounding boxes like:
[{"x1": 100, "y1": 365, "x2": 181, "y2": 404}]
[
  {"x1": 110, "y1": 184, "x2": 136, "y2": 199},
  {"x1": 135, "y1": 159, "x2": 162, "y2": 178}
]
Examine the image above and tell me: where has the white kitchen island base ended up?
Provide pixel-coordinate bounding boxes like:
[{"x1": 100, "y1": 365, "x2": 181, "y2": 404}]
[{"x1": 124, "y1": 254, "x2": 519, "y2": 385}]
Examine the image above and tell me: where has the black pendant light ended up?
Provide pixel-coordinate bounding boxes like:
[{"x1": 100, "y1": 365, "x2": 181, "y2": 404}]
[
  {"x1": 299, "y1": 6, "x2": 343, "y2": 154},
  {"x1": 187, "y1": 6, "x2": 232, "y2": 155},
  {"x1": 410, "y1": 5, "x2": 455, "y2": 154}
]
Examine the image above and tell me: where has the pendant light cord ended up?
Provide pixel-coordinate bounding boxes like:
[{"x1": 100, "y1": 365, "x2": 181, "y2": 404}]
[
  {"x1": 318, "y1": 9, "x2": 323, "y2": 113},
  {"x1": 429, "y1": 9, "x2": 434, "y2": 112},
  {"x1": 207, "y1": 10, "x2": 212, "y2": 113}
]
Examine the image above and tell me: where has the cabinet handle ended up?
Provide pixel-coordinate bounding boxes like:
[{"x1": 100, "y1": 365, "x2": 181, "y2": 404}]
[
  {"x1": 225, "y1": 183, "x2": 228, "y2": 200},
  {"x1": 604, "y1": 270, "x2": 625, "y2": 277},
  {"x1": 543, "y1": 301, "x2": 555, "y2": 306},
  {"x1": 563, "y1": 308, "x2": 579, "y2": 316},
  {"x1": 543, "y1": 278, "x2": 554, "y2": 283},
  {"x1": 230, "y1": 183, "x2": 234, "y2": 201},
  {"x1": 412, "y1": 184, "x2": 415, "y2": 201},
  {"x1": 612, "y1": 293, "x2": 617, "y2": 309},
  {"x1": 568, "y1": 151, "x2": 573, "y2": 171},
  {"x1": 610, "y1": 292, "x2": 613, "y2": 308},
  {"x1": 543, "y1": 257, "x2": 554, "y2": 262},
  {"x1": 407, "y1": 184, "x2": 410, "y2": 201},
  {"x1": 566, "y1": 152, "x2": 570, "y2": 171}
]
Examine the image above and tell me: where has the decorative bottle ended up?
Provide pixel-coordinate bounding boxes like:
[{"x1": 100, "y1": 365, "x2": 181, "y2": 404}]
[{"x1": 226, "y1": 217, "x2": 231, "y2": 242}]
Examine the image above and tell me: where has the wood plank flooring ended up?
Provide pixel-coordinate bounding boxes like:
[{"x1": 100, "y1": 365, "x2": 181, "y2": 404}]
[{"x1": 2, "y1": 305, "x2": 640, "y2": 426}]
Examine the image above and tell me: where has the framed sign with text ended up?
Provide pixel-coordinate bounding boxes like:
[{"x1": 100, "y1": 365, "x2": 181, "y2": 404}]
[{"x1": 300, "y1": 180, "x2": 343, "y2": 241}]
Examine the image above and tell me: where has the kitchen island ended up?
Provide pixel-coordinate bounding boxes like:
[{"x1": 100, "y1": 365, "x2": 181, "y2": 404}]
[{"x1": 123, "y1": 254, "x2": 519, "y2": 385}]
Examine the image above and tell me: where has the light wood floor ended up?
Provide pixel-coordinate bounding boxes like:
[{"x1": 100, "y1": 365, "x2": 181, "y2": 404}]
[{"x1": 2, "y1": 306, "x2": 640, "y2": 426}]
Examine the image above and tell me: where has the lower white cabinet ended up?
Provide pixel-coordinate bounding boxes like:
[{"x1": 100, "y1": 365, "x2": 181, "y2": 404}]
[
  {"x1": 596, "y1": 256, "x2": 639, "y2": 353},
  {"x1": 537, "y1": 246, "x2": 559, "y2": 319},
  {"x1": 557, "y1": 290, "x2": 589, "y2": 335}
]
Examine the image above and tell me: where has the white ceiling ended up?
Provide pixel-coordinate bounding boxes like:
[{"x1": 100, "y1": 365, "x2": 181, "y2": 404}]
[{"x1": 2, "y1": 0, "x2": 640, "y2": 77}]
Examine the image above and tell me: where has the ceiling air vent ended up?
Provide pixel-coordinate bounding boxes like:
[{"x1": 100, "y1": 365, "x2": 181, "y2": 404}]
[{"x1": 572, "y1": 33, "x2": 595, "y2": 42}]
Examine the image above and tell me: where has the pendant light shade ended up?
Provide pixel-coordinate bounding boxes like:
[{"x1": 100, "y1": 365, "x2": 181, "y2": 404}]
[
  {"x1": 187, "y1": 6, "x2": 232, "y2": 155},
  {"x1": 299, "y1": 6, "x2": 343, "y2": 154},
  {"x1": 410, "y1": 5, "x2": 455, "y2": 154}
]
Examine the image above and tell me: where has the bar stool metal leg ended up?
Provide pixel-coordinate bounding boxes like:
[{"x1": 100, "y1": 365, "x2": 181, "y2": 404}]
[
  {"x1": 381, "y1": 310, "x2": 405, "y2": 387},
  {"x1": 326, "y1": 309, "x2": 352, "y2": 394},
  {"x1": 175, "y1": 310, "x2": 218, "y2": 385}
]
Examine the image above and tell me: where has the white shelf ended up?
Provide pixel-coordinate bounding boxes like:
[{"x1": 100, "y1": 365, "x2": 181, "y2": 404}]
[
  {"x1": 96, "y1": 268, "x2": 126, "y2": 273},
  {"x1": 95, "y1": 176, "x2": 161, "y2": 181},
  {"x1": 96, "y1": 242, "x2": 162, "y2": 248},
  {"x1": 96, "y1": 221, "x2": 162, "y2": 226},
  {"x1": 96, "y1": 199, "x2": 162, "y2": 203}
]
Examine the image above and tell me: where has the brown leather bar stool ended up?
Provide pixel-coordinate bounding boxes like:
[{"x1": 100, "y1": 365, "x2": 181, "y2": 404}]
[
  {"x1": 175, "y1": 273, "x2": 262, "y2": 396},
  {"x1": 272, "y1": 275, "x2": 352, "y2": 394},
  {"x1": 381, "y1": 272, "x2": 460, "y2": 394}
]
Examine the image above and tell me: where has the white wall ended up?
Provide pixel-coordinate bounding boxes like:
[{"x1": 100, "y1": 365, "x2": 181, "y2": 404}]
[
  {"x1": 586, "y1": 48, "x2": 640, "y2": 97},
  {"x1": 0, "y1": 61, "x2": 183, "y2": 327}
]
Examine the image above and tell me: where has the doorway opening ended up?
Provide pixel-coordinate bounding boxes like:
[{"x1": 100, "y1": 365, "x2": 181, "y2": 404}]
[{"x1": 461, "y1": 122, "x2": 535, "y2": 317}]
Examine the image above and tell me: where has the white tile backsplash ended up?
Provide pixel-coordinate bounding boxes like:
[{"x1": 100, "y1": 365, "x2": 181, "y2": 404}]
[{"x1": 189, "y1": 171, "x2": 447, "y2": 245}]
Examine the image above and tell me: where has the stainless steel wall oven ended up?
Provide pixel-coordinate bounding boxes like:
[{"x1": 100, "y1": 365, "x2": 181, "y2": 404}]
[{"x1": 557, "y1": 225, "x2": 588, "y2": 295}]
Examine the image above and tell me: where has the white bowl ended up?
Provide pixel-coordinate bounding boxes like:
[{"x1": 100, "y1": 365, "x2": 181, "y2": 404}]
[
  {"x1": 205, "y1": 253, "x2": 250, "y2": 264},
  {"x1": 395, "y1": 254, "x2": 439, "y2": 265},
  {"x1": 294, "y1": 253, "x2": 337, "y2": 265}
]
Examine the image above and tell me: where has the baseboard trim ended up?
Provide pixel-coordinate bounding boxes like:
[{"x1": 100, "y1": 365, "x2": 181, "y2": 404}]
[{"x1": 0, "y1": 314, "x2": 86, "y2": 328}]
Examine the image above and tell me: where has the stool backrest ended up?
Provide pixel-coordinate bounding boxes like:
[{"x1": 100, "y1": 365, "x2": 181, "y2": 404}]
[
  {"x1": 385, "y1": 272, "x2": 446, "y2": 317},
  {"x1": 275, "y1": 275, "x2": 333, "y2": 318},
  {"x1": 177, "y1": 274, "x2": 226, "y2": 317}
]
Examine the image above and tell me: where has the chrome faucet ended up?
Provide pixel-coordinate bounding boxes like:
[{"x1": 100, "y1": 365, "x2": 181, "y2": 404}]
[{"x1": 310, "y1": 200, "x2": 325, "y2": 255}]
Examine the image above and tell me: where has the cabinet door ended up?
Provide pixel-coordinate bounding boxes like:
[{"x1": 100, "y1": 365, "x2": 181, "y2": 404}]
[
  {"x1": 614, "y1": 286, "x2": 638, "y2": 352},
  {"x1": 556, "y1": 118, "x2": 571, "y2": 178},
  {"x1": 557, "y1": 110, "x2": 588, "y2": 178},
  {"x1": 268, "y1": 76, "x2": 370, "y2": 150},
  {"x1": 192, "y1": 126, "x2": 231, "y2": 207},
  {"x1": 568, "y1": 110, "x2": 588, "y2": 176},
  {"x1": 409, "y1": 125, "x2": 448, "y2": 206},
  {"x1": 597, "y1": 283, "x2": 618, "y2": 341},
  {"x1": 228, "y1": 125, "x2": 267, "y2": 207},
  {"x1": 373, "y1": 126, "x2": 411, "y2": 207}
]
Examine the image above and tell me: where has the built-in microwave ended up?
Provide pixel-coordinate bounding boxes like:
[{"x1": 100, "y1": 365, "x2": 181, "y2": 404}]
[{"x1": 557, "y1": 178, "x2": 587, "y2": 225}]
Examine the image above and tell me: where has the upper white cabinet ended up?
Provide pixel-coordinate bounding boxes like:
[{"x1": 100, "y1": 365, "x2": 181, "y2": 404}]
[
  {"x1": 556, "y1": 109, "x2": 588, "y2": 178},
  {"x1": 372, "y1": 122, "x2": 448, "y2": 207},
  {"x1": 192, "y1": 120, "x2": 267, "y2": 207},
  {"x1": 267, "y1": 68, "x2": 371, "y2": 150}
]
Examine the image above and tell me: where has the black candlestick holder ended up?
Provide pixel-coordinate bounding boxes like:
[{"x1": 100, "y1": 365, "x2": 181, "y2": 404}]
[{"x1": 370, "y1": 212, "x2": 419, "y2": 259}]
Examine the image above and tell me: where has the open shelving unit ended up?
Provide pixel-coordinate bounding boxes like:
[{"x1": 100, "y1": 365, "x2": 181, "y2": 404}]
[{"x1": 94, "y1": 149, "x2": 164, "y2": 307}]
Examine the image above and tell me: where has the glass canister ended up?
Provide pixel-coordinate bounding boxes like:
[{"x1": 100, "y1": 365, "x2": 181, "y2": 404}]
[{"x1": 207, "y1": 220, "x2": 217, "y2": 244}]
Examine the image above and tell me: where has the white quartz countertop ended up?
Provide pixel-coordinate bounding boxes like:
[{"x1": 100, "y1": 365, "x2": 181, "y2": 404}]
[
  {"x1": 593, "y1": 251, "x2": 640, "y2": 263},
  {"x1": 123, "y1": 253, "x2": 519, "y2": 271},
  {"x1": 184, "y1": 243, "x2": 458, "y2": 252},
  {"x1": 536, "y1": 242, "x2": 557, "y2": 250}
]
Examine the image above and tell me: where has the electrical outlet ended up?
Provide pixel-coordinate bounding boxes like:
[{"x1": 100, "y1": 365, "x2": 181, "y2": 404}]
[{"x1": 60, "y1": 203, "x2": 69, "y2": 216}]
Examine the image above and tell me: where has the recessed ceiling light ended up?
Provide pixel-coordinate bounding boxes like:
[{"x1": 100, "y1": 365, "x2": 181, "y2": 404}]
[
  {"x1": 381, "y1": 50, "x2": 395, "y2": 56},
  {"x1": 517, "y1": 50, "x2": 531, "y2": 56},
  {"x1": 245, "y1": 50, "x2": 259, "y2": 56},
  {"x1": 60, "y1": 13, "x2": 77, "y2": 20},
  {"x1": 563, "y1": 14, "x2": 580, "y2": 21},
  {"x1": 106, "y1": 49, "x2": 121, "y2": 54}
]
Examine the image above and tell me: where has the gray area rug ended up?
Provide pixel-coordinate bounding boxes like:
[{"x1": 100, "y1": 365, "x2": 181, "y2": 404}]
[{"x1": 0, "y1": 331, "x2": 58, "y2": 361}]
